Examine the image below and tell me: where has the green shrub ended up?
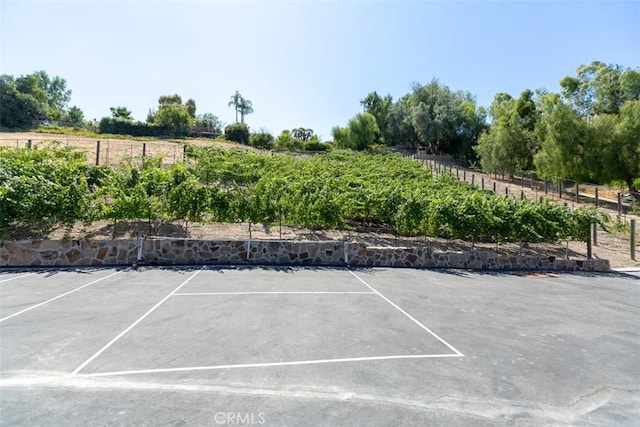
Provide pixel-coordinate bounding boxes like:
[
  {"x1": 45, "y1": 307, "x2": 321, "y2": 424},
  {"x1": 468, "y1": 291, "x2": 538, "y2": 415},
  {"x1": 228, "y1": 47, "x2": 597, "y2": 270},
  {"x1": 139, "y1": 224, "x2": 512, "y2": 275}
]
[
  {"x1": 224, "y1": 123, "x2": 250, "y2": 144},
  {"x1": 98, "y1": 118, "x2": 170, "y2": 137},
  {"x1": 249, "y1": 132, "x2": 274, "y2": 149}
]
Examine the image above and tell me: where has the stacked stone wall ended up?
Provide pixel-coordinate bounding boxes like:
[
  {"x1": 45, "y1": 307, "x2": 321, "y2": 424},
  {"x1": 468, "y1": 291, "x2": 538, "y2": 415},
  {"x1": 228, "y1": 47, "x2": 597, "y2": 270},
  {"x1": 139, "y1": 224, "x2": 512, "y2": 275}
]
[{"x1": 0, "y1": 239, "x2": 610, "y2": 272}]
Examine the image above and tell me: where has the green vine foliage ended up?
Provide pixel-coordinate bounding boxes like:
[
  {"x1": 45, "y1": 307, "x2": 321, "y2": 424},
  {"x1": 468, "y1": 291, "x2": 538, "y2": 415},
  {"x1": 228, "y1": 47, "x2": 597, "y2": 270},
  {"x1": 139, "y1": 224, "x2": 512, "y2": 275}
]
[{"x1": 1, "y1": 146, "x2": 610, "y2": 243}]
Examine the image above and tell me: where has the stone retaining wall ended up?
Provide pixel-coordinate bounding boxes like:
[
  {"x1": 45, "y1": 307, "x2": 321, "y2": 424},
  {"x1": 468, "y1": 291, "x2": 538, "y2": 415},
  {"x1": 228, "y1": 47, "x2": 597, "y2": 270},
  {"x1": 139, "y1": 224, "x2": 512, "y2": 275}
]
[{"x1": 0, "y1": 239, "x2": 610, "y2": 271}]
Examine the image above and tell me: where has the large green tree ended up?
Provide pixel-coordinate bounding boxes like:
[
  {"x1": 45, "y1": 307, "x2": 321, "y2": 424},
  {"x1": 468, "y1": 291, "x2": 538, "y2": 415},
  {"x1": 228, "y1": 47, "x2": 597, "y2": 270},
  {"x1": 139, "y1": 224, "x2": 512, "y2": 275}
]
[
  {"x1": 475, "y1": 90, "x2": 539, "y2": 175},
  {"x1": 0, "y1": 71, "x2": 73, "y2": 127},
  {"x1": 560, "y1": 61, "x2": 640, "y2": 117},
  {"x1": 361, "y1": 91, "x2": 393, "y2": 144},
  {"x1": 0, "y1": 79, "x2": 47, "y2": 128},
  {"x1": 332, "y1": 112, "x2": 379, "y2": 151},
  {"x1": 610, "y1": 100, "x2": 640, "y2": 191}
]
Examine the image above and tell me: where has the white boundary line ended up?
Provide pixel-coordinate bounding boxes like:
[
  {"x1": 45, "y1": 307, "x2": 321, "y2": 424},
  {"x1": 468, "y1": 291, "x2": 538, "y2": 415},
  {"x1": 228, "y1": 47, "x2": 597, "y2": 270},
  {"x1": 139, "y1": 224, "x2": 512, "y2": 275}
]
[
  {"x1": 83, "y1": 353, "x2": 463, "y2": 377},
  {"x1": 0, "y1": 272, "x2": 37, "y2": 284},
  {"x1": 612, "y1": 267, "x2": 640, "y2": 273},
  {"x1": 174, "y1": 291, "x2": 375, "y2": 296},
  {"x1": 348, "y1": 269, "x2": 464, "y2": 357},
  {"x1": 0, "y1": 271, "x2": 121, "y2": 323},
  {"x1": 72, "y1": 267, "x2": 204, "y2": 376}
]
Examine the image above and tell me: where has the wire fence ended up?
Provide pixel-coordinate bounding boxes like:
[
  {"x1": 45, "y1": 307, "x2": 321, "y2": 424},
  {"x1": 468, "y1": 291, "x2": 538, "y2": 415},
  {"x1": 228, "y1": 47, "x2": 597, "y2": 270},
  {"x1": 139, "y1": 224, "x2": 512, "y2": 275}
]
[
  {"x1": 0, "y1": 137, "x2": 186, "y2": 167},
  {"x1": 411, "y1": 151, "x2": 639, "y2": 263}
]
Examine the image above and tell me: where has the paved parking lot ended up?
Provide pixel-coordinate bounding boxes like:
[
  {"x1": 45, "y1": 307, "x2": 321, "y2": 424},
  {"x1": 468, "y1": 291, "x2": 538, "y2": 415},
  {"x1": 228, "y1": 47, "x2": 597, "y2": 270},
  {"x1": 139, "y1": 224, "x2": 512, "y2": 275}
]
[{"x1": 1, "y1": 266, "x2": 638, "y2": 426}]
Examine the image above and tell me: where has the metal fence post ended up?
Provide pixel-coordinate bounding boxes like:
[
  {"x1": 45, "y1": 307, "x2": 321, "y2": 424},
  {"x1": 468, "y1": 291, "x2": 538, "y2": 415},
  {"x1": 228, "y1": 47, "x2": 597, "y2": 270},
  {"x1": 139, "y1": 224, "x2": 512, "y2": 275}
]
[
  {"x1": 592, "y1": 223, "x2": 597, "y2": 246},
  {"x1": 575, "y1": 181, "x2": 579, "y2": 203},
  {"x1": 95, "y1": 140, "x2": 100, "y2": 165},
  {"x1": 595, "y1": 187, "x2": 599, "y2": 208},
  {"x1": 631, "y1": 219, "x2": 636, "y2": 261}
]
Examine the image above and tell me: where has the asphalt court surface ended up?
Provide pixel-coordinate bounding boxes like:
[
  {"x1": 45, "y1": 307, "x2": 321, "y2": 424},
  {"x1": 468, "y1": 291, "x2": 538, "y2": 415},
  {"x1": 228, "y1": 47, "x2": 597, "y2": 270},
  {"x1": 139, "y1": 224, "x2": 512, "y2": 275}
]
[{"x1": 0, "y1": 266, "x2": 638, "y2": 426}]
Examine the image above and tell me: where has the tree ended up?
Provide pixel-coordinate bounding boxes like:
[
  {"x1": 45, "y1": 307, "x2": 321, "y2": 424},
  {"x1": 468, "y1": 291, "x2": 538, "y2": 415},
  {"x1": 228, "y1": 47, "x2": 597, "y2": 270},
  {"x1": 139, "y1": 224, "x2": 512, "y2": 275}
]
[
  {"x1": 274, "y1": 129, "x2": 303, "y2": 151},
  {"x1": 534, "y1": 98, "x2": 592, "y2": 181},
  {"x1": 611, "y1": 100, "x2": 640, "y2": 192},
  {"x1": 560, "y1": 61, "x2": 640, "y2": 117},
  {"x1": 238, "y1": 98, "x2": 254, "y2": 124},
  {"x1": 158, "y1": 94, "x2": 182, "y2": 105},
  {"x1": 249, "y1": 132, "x2": 274, "y2": 149},
  {"x1": 333, "y1": 113, "x2": 379, "y2": 151},
  {"x1": 195, "y1": 113, "x2": 222, "y2": 133},
  {"x1": 185, "y1": 98, "x2": 196, "y2": 118},
  {"x1": 292, "y1": 128, "x2": 314, "y2": 142},
  {"x1": 474, "y1": 90, "x2": 538, "y2": 175},
  {"x1": 65, "y1": 106, "x2": 85, "y2": 127},
  {"x1": 361, "y1": 91, "x2": 393, "y2": 144},
  {"x1": 110, "y1": 106, "x2": 133, "y2": 120},
  {"x1": 228, "y1": 90, "x2": 242, "y2": 123},
  {"x1": 153, "y1": 103, "x2": 193, "y2": 136},
  {"x1": 0, "y1": 79, "x2": 47, "y2": 128},
  {"x1": 224, "y1": 123, "x2": 250, "y2": 144},
  {"x1": 386, "y1": 95, "x2": 418, "y2": 147}
]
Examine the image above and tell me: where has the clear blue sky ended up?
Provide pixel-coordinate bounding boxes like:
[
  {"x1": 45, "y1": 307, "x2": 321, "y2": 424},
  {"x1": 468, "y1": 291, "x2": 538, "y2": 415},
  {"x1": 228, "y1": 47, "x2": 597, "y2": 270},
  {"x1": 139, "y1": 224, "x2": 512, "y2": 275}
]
[{"x1": 2, "y1": 0, "x2": 639, "y2": 140}]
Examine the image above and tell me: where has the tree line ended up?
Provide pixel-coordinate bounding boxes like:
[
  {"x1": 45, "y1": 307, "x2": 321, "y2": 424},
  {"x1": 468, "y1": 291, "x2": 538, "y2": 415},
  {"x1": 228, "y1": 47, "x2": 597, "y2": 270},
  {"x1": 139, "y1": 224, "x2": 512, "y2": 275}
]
[
  {"x1": 2, "y1": 61, "x2": 638, "y2": 192},
  {"x1": 334, "y1": 61, "x2": 639, "y2": 193}
]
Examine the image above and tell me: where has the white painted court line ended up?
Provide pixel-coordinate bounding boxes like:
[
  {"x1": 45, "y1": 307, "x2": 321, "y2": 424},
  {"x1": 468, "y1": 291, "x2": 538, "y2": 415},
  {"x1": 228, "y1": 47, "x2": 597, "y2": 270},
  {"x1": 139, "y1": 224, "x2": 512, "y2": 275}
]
[
  {"x1": 0, "y1": 271, "x2": 121, "y2": 323},
  {"x1": 348, "y1": 269, "x2": 464, "y2": 357},
  {"x1": 72, "y1": 267, "x2": 204, "y2": 376},
  {"x1": 0, "y1": 272, "x2": 37, "y2": 284},
  {"x1": 83, "y1": 353, "x2": 463, "y2": 377},
  {"x1": 173, "y1": 291, "x2": 376, "y2": 296},
  {"x1": 613, "y1": 267, "x2": 640, "y2": 273}
]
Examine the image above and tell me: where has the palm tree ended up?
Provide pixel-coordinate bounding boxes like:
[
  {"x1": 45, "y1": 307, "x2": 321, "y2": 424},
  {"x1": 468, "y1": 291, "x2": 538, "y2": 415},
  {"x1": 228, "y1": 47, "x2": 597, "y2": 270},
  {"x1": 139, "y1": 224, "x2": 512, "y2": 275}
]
[
  {"x1": 228, "y1": 91, "x2": 242, "y2": 123},
  {"x1": 238, "y1": 98, "x2": 254, "y2": 124},
  {"x1": 110, "y1": 106, "x2": 133, "y2": 121}
]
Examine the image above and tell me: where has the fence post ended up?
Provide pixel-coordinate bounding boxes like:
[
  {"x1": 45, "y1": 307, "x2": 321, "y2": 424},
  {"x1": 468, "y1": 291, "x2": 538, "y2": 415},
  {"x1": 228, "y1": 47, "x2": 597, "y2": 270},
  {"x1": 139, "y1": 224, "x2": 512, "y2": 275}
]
[
  {"x1": 587, "y1": 225, "x2": 592, "y2": 259},
  {"x1": 558, "y1": 178, "x2": 562, "y2": 199},
  {"x1": 471, "y1": 174, "x2": 475, "y2": 186},
  {"x1": 456, "y1": 169, "x2": 459, "y2": 179},
  {"x1": 493, "y1": 182, "x2": 496, "y2": 193},
  {"x1": 595, "y1": 187, "x2": 599, "y2": 208},
  {"x1": 544, "y1": 180, "x2": 548, "y2": 194},
  {"x1": 521, "y1": 191, "x2": 525, "y2": 200},
  {"x1": 505, "y1": 187, "x2": 509, "y2": 195},
  {"x1": 95, "y1": 140, "x2": 100, "y2": 165},
  {"x1": 142, "y1": 143, "x2": 147, "y2": 158},
  {"x1": 631, "y1": 219, "x2": 636, "y2": 261},
  {"x1": 617, "y1": 193, "x2": 622, "y2": 215},
  {"x1": 481, "y1": 177, "x2": 484, "y2": 190},
  {"x1": 575, "y1": 181, "x2": 579, "y2": 203},
  {"x1": 463, "y1": 170, "x2": 466, "y2": 181},
  {"x1": 592, "y1": 223, "x2": 597, "y2": 246},
  {"x1": 27, "y1": 139, "x2": 32, "y2": 149}
]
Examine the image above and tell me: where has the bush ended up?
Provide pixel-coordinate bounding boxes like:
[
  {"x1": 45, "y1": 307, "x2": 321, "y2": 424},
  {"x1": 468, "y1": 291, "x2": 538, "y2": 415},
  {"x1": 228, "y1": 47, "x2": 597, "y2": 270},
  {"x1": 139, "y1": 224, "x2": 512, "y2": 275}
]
[
  {"x1": 98, "y1": 118, "x2": 170, "y2": 137},
  {"x1": 274, "y1": 130, "x2": 303, "y2": 151},
  {"x1": 304, "y1": 140, "x2": 329, "y2": 152},
  {"x1": 249, "y1": 132, "x2": 274, "y2": 149},
  {"x1": 224, "y1": 123, "x2": 250, "y2": 144}
]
